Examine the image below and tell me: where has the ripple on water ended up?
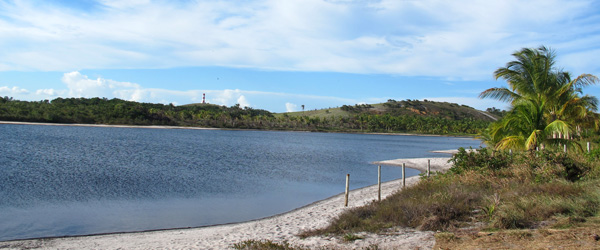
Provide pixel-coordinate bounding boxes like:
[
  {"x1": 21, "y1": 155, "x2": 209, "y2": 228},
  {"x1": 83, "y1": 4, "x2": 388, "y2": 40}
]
[{"x1": 0, "y1": 124, "x2": 480, "y2": 241}]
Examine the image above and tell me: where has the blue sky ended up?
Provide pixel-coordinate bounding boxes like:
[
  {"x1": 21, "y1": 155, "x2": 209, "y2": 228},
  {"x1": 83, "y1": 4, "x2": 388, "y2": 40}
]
[{"x1": 0, "y1": 0, "x2": 599, "y2": 113}]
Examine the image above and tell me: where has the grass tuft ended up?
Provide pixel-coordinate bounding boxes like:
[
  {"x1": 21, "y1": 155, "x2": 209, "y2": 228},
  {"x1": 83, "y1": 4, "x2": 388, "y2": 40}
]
[
  {"x1": 232, "y1": 240, "x2": 307, "y2": 250},
  {"x1": 342, "y1": 233, "x2": 363, "y2": 242}
]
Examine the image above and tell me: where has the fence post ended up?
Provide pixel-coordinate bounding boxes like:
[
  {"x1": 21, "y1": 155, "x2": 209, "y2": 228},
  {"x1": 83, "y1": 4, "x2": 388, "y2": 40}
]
[
  {"x1": 378, "y1": 165, "x2": 381, "y2": 202},
  {"x1": 427, "y1": 159, "x2": 431, "y2": 177},
  {"x1": 588, "y1": 142, "x2": 591, "y2": 153},
  {"x1": 564, "y1": 144, "x2": 567, "y2": 153},
  {"x1": 344, "y1": 174, "x2": 350, "y2": 207},
  {"x1": 402, "y1": 163, "x2": 406, "y2": 188}
]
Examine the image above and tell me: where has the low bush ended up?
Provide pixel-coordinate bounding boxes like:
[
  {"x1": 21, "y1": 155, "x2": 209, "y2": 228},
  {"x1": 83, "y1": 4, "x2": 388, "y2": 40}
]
[
  {"x1": 492, "y1": 180, "x2": 600, "y2": 229},
  {"x1": 303, "y1": 174, "x2": 489, "y2": 236},
  {"x1": 303, "y1": 149, "x2": 600, "y2": 236},
  {"x1": 448, "y1": 147, "x2": 512, "y2": 174},
  {"x1": 532, "y1": 150, "x2": 592, "y2": 182},
  {"x1": 587, "y1": 147, "x2": 600, "y2": 161},
  {"x1": 232, "y1": 240, "x2": 307, "y2": 250}
]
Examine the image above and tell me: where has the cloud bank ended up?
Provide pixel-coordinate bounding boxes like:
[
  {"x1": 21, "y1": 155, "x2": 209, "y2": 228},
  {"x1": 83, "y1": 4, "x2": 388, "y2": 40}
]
[
  {"x1": 0, "y1": 0, "x2": 597, "y2": 79},
  {"x1": 2, "y1": 71, "x2": 367, "y2": 112}
]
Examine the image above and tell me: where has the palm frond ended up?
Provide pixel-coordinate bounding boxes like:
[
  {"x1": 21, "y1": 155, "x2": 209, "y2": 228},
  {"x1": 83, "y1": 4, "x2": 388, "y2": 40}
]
[
  {"x1": 479, "y1": 87, "x2": 520, "y2": 103},
  {"x1": 496, "y1": 136, "x2": 525, "y2": 151},
  {"x1": 571, "y1": 74, "x2": 599, "y2": 89},
  {"x1": 544, "y1": 119, "x2": 570, "y2": 136},
  {"x1": 525, "y1": 129, "x2": 543, "y2": 150}
]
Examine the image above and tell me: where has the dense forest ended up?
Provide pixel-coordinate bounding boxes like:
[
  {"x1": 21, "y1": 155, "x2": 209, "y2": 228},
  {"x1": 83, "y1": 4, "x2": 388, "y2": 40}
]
[{"x1": 0, "y1": 96, "x2": 492, "y2": 135}]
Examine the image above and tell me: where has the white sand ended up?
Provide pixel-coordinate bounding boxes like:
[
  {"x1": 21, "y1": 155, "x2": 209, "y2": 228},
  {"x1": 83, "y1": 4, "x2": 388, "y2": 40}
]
[{"x1": 1, "y1": 157, "x2": 454, "y2": 250}]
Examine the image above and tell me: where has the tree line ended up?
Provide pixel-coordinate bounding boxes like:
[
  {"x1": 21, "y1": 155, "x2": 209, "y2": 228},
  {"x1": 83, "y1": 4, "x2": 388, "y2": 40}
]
[{"x1": 0, "y1": 96, "x2": 489, "y2": 135}]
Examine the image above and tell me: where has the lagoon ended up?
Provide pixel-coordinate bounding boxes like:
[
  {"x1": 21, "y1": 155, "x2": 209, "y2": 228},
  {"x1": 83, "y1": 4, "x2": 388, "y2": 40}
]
[{"x1": 0, "y1": 124, "x2": 480, "y2": 241}]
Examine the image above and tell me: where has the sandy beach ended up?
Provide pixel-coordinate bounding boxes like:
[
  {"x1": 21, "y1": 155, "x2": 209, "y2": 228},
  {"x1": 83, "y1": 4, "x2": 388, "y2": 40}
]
[{"x1": 0, "y1": 156, "x2": 454, "y2": 250}]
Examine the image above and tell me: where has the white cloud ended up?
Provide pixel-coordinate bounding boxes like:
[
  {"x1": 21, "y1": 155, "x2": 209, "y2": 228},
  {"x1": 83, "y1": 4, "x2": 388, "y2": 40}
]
[
  {"x1": 0, "y1": 0, "x2": 596, "y2": 80},
  {"x1": 35, "y1": 88, "x2": 65, "y2": 97},
  {"x1": 208, "y1": 89, "x2": 245, "y2": 107},
  {"x1": 425, "y1": 97, "x2": 510, "y2": 111},
  {"x1": 285, "y1": 102, "x2": 298, "y2": 112},
  {"x1": 97, "y1": 0, "x2": 150, "y2": 9},
  {"x1": 1, "y1": 71, "x2": 363, "y2": 112},
  {"x1": 236, "y1": 95, "x2": 250, "y2": 108},
  {"x1": 56, "y1": 72, "x2": 283, "y2": 108},
  {"x1": 61, "y1": 71, "x2": 142, "y2": 98},
  {"x1": 0, "y1": 86, "x2": 29, "y2": 95}
]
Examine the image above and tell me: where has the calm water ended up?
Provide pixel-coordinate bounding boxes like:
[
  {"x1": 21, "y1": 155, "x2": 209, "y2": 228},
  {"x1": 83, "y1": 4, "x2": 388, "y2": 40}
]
[{"x1": 0, "y1": 124, "x2": 481, "y2": 241}]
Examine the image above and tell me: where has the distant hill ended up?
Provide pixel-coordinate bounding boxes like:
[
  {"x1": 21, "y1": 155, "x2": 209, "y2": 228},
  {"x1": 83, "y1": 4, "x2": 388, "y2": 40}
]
[
  {"x1": 278, "y1": 99, "x2": 499, "y2": 122},
  {"x1": 0, "y1": 97, "x2": 493, "y2": 135}
]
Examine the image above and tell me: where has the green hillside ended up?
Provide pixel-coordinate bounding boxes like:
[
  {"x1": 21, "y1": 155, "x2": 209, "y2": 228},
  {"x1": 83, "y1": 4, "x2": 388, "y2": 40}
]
[{"x1": 277, "y1": 99, "x2": 498, "y2": 122}]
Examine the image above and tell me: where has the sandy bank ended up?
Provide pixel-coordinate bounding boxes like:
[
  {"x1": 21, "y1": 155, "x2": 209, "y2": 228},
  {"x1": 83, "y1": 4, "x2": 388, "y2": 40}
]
[
  {"x1": 373, "y1": 157, "x2": 454, "y2": 173},
  {"x1": 1, "y1": 156, "x2": 454, "y2": 250},
  {"x1": 0, "y1": 121, "x2": 219, "y2": 130}
]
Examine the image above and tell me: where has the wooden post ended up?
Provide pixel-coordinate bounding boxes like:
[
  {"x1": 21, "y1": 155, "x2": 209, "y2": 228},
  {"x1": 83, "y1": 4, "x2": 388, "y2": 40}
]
[
  {"x1": 402, "y1": 163, "x2": 406, "y2": 188},
  {"x1": 344, "y1": 174, "x2": 350, "y2": 207},
  {"x1": 588, "y1": 142, "x2": 590, "y2": 153},
  {"x1": 427, "y1": 159, "x2": 431, "y2": 177},
  {"x1": 564, "y1": 144, "x2": 567, "y2": 153},
  {"x1": 378, "y1": 165, "x2": 381, "y2": 202}
]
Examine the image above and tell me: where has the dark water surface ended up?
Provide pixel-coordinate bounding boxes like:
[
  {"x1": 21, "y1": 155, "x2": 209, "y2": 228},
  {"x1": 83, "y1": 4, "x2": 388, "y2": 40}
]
[{"x1": 0, "y1": 124, "x2": 481, "y2": 241}]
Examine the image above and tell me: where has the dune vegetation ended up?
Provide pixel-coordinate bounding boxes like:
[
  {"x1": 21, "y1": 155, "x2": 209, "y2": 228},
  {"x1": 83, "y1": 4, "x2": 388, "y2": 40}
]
[
  {"x1": 272, "y1": 46, "x2": 600, "y2": 249},
  {"x1": 234, "y1": 148, "x2": 600, "y2": 248}
]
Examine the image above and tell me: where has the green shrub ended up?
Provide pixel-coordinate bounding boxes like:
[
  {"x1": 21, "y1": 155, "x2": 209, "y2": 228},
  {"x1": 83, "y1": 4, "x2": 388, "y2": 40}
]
[
  {"x1": 342, "y1": 233, "x2": 363, "y2": 242},
  {"x1": 448, "y1": 147, "x2": 512, "y2": 174},
  {"x1": 531, "y1": 151, "x2": 592, "y2": 182},
  {"x1": 232, "y1": 240, "x2": 306, "y2": 250},
  {"x1": 305, "y1": 175, "x2": 488, "y2": 235},
  {"x1": 587, "y1": 147, "x2": 600, "y2": 161}
]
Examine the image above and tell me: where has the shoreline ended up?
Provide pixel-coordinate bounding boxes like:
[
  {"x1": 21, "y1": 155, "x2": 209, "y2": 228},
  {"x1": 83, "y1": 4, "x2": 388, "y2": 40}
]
[
  {"x1": 0, "y1": 120, "x2": 478, "y2": 138},
  {"x1": 1, "y1": 156, "x2": 454, "y2": 250},
  {"x1": 0, "y1": 120, "x2": 220, "y2": 130}
]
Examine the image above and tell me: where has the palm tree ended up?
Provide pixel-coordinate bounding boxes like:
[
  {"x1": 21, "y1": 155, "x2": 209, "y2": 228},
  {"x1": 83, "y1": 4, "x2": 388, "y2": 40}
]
[
  {"x1": 479, "y1": 46, "x2": 598, "y2": 151},
  {"x1": 492, "y1": 99, "x2": 571, "y2": 151},
  {"x1": 480, "y1": 46, "x2": 556, "y2": 106},
  {"x1": 548, "y1": 73, "x2": 598, "y2": 128}
]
